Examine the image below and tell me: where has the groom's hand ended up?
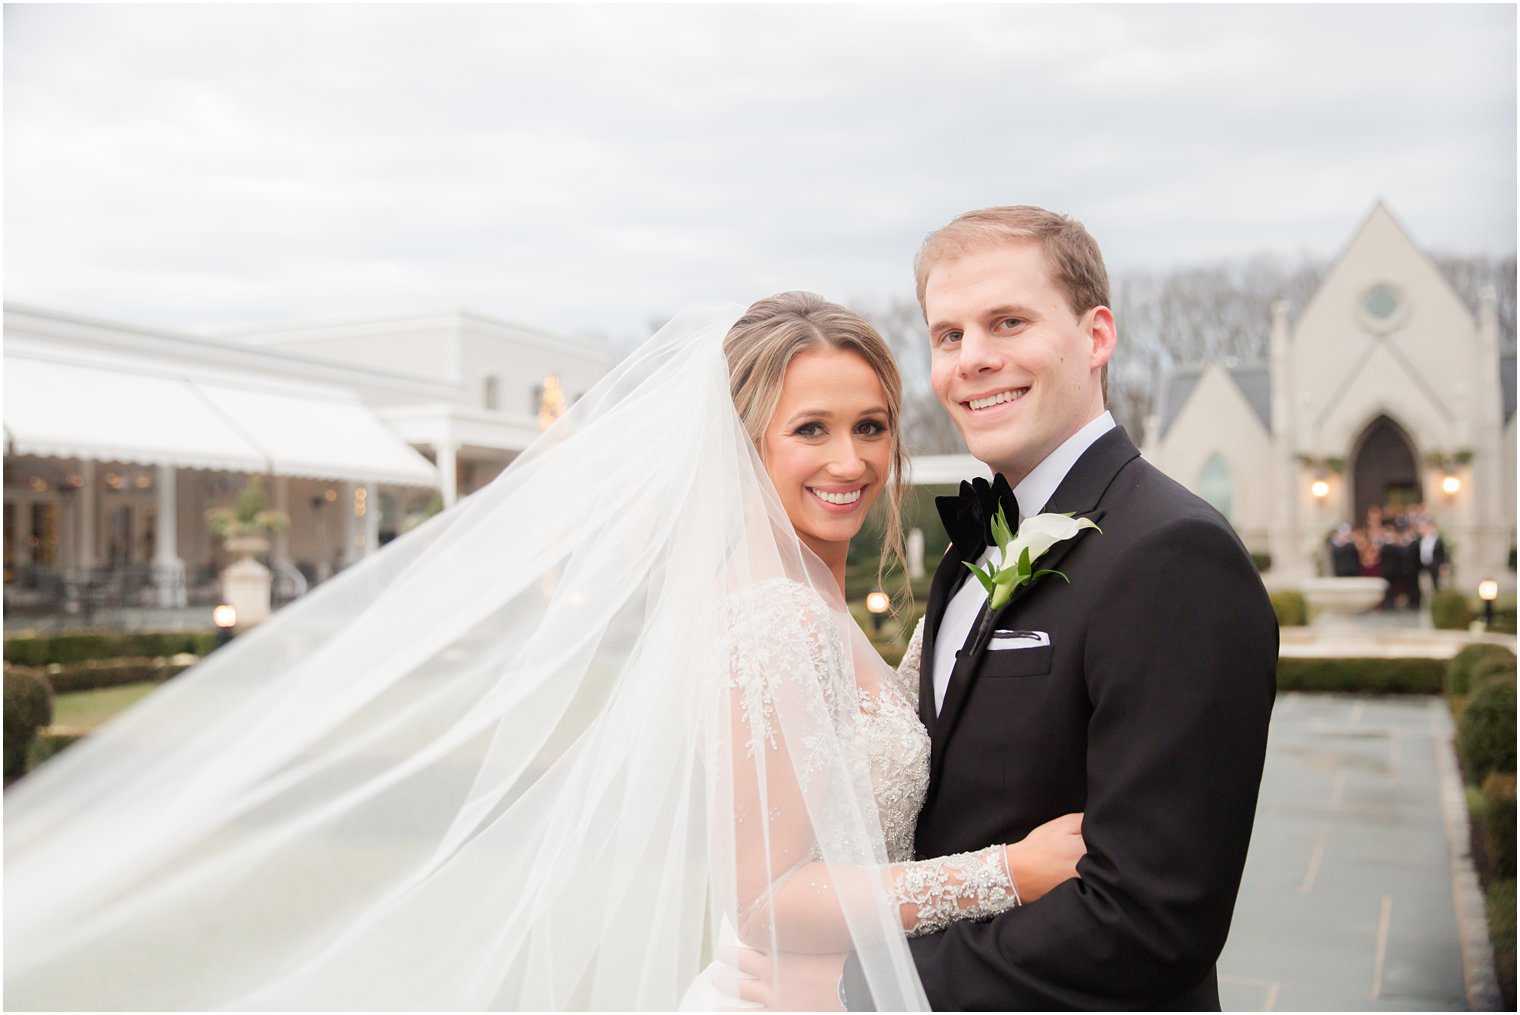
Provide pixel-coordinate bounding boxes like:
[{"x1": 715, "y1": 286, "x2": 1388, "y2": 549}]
[{"x1": 713, "y1": 945, "x2": 846, "y2": 1011}]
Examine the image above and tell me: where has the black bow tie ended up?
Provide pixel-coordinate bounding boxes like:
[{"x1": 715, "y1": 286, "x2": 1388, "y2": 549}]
[{"x1": 936, "y1": 474, "x2": 1020, "y2": 556}]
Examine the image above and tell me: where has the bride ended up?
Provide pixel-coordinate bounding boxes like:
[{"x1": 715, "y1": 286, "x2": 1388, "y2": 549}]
[{"x1": 4, "y1": 293, "x2": 1082, "y2": 1010}]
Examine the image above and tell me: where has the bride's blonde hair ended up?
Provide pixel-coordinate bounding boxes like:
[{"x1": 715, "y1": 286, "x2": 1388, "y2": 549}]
[{"x1": 723, "y1": 292, "x2": 910, "y2": 609}]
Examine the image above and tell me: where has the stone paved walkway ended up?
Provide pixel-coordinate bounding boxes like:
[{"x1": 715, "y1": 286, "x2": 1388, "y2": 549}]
[{"x1": 1218, "y1": 693, "x2": 1486, "y2": 1011}]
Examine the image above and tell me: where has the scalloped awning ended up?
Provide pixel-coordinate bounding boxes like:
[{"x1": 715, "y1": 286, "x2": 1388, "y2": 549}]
[{"x1": 4, "y1": 354, "x2": 438, "y2": 487}]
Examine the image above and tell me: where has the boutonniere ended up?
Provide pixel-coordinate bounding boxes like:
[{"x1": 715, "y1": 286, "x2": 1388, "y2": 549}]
[{"x1": 965, "y1": 506, "x2": 1101, "y2": 611}]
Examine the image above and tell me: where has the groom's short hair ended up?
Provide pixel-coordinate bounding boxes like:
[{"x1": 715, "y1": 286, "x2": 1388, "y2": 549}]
[{"x1": 914, "y1": 205, "x2": 1111, "y2": 321}]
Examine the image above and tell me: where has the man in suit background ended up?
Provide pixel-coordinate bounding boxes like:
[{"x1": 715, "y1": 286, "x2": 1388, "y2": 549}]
[
  {"x1": 1415, "y1": 518, "x2": 1449, "y2": 597},
  {"x1": 840, "y1": 206, "x2": 1279, "y2": 1009}
]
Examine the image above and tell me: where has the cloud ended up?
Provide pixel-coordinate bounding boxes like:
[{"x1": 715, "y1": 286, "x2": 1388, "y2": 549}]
[{"x1": 4, "y1": 3, "x2": 1514, "y2": 343}]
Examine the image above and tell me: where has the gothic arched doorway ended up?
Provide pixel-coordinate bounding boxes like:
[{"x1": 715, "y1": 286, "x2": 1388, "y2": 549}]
[{"x1": 1351, "y1": 415, "x2": 1421, "y2": 524}]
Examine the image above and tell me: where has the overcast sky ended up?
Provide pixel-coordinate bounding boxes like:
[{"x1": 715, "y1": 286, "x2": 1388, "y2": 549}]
[{"x1": 5, "y1": 3, "x2": 1515, "y2": 348}]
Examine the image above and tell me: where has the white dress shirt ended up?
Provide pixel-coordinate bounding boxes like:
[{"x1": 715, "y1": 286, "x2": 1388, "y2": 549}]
[{"x1": 932, "y1": 412, "x2": 1115, "y2": 714}]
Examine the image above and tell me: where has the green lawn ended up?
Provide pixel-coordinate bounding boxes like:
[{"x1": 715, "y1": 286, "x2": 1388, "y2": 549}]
[{"x1": 51, "y1": 681, "x2": 161, "y2": 730}]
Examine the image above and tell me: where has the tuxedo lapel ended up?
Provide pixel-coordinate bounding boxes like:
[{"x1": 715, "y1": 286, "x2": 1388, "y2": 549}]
[{"x1": 927, "y1": 428, "x2": 1141, "y2": 785}]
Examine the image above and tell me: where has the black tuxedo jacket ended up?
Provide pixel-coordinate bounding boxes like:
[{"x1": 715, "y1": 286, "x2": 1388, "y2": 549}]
[{"x1": 856, "y1": 427, "x2": 1277, "y2": 1010}]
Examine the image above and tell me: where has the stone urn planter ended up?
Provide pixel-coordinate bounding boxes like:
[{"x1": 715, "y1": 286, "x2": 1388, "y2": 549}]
[
  {"x1": 221, "y1": 533, "x2": 273, "y2": 629},
  {"x1": 208, "y1": 478, "x2": 289, "y2": 631},
  {"x1": 1300, "y1": 576, "x2": 1388, "y2": 625}
]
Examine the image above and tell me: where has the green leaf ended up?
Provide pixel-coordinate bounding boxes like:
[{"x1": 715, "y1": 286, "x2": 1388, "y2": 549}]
[
  {"x1": 1018, "y1": 545, "x2": 1033, "y2": 577},
  {"x1": 964, "y1": 561, "x2": 996, "y2": 595},
  {"x1": 992, "y1": 566, "x2": 1022, "y2": 585},
  {"x1": 990, "y1": 506, "x2": 1013, "y2": 548},
  {"x1": 1031, "y1": 568, "x2": 1070, "y2": 584}
]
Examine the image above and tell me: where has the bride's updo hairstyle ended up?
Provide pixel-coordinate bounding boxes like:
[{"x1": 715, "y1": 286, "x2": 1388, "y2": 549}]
[{"x1": 723, "y1": 291, "x2": 910, "y2": 606}]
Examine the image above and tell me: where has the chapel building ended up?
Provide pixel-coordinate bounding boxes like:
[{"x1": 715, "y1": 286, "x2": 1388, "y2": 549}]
[{"x1": 1142, "y1": 204, "x2": 1516, "y2": 589}]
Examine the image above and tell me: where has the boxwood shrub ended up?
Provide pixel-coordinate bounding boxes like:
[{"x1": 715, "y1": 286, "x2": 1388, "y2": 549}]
[
  {"x1": 1447, "y1": 644, "x2": 1518, "y2": 698},
  {"x1": 1458, "y1": 676, "x2": 1518, "y2": 782},
  {"x1": 1431, "y1": 590, "x2": 1475, "y2": 630},
  {"x1": 1483, "y1": 773, "x2": 1518, "y2": 879},
  {"x1": 1472, "y1": 655, "x2": 1520, "y2": 694},
  {"x1": 1276, "y1": 657, "x2": 1445, "y2": 694},
  {"x1": 3, "y1": 631, "x2": 218, "y2": 667},
  {"x1": 1269, "y1": 591, "x2": 1307, "y2": 628},
  {"x1": 1489, "y1": 879, "x2": 1517, "y2": 1010},
  {"x1": 41, "y1": 656, "x2": 199, "y2": 695},
  {"x1": 4, "y1": 667, "x2": 54, "y2": 783}
]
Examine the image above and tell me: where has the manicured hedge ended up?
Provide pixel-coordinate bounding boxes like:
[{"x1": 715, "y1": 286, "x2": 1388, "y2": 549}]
[
  {"x1": 1472, "y1": 655, "x2": 1519, "y2": 693},
  {"x1": 1269, "y1": 590, "x2": 1307, "y2": 628},
  {"x1": 46, "y1": 657, "x2": 198, "y2": 695},
  {"x1": 4, "y1": 668, "x2": 54, "y2": 783},
  {"x1": 1486, "y1": 595, "x2": 1519, "y2": 635},
  {"x1": 1446, "y1": 644, "x2": 1518, "y2": 697},
  {"x1": 29, "y1": 729, "x2": 86, "y2": 770},
  {"x1": 3, "y1": 631, "x2": 218, "y2": 667},
  {"x1": 1458, "y1": 676, "x2": 1518, "y2": 782},
  {"x1": 1483, "y1": 773, "x2": 1517, "y2": 880},
  {"x1": 1276, "y1": 657, "x2": 1445, "y2": 694},
  {"x1": 1431, "y1": 590, "x2": 1475, "y2": 630},
  {"x1": 1489, "y1": 879, "x2": 1517, "y2": 1010}
]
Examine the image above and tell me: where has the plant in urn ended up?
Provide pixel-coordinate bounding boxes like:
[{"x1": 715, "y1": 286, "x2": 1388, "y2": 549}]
[{"x1": 207, "y1": 477, "x2": 290, "y2": 629}]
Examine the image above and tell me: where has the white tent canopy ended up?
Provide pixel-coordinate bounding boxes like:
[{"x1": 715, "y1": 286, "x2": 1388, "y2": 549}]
[{"x1": 4, "y1": 354, "x2": 438, "y2": 487}]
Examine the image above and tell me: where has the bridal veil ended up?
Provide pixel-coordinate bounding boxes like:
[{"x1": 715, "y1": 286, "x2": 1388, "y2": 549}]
[{"x1": 3, "y1": 304, "x2": 929, "y2": 1010}]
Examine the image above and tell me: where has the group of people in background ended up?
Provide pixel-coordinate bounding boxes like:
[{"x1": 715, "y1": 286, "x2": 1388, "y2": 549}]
[{"x1": 1328, "y1": 504, "x2": 1448, "y2": 611}]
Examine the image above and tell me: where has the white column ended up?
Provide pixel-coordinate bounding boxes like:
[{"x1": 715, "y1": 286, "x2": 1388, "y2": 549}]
[
  {"x1": 341, "y1": 481, "x2": 361, "y2": 567},
  {"x1": 1471, "y1": 286, "x2": 1506, "y2": 582},
  {"x1": 152, "y1": 463, "x2": 187, "y2": 606},
  {"x1": 361, "y1": 481, "x2": 380, "y2": 558},
  {"x1": 14, "y1": 493, "x2": 34, "y2": 568},
  {"x1": 437, "y1": 441, "x2": 459, "y2": 508},
  {"x1": 1267, "y1": 302, "x2": 1303, "y2": 580},
  {"x1": 271, "y1": 474, "x2": 294, "y2": 572},
  {"x1": 78, "y1": 460, "x2": 97, "y2": 572}
]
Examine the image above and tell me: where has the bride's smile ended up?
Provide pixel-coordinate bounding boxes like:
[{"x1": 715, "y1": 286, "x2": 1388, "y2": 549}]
[{"x1": 759, "y1": 345, "x2": 892, "y2": 570}]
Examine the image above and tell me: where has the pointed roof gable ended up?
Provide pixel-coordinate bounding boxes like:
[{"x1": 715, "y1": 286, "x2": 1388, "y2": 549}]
[
  {"x1": 1296, "y1": 201, "x2": 1476, "y2": 333},
  {"x1": 1158, "y1": 362, "x2": 1271, "y2": 438}
]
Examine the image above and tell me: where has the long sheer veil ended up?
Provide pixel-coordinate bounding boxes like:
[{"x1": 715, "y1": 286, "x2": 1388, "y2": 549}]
[{"x1": 4, "y1": 303, "x2": 929, "y2": 1010}]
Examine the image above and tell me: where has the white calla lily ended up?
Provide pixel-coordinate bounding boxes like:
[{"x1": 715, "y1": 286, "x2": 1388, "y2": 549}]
[
  {"x1": 1004, "y1": 513, "x2": 1100, "y2": 568},
  {"x1": 967, "y1": 509, "x2": 1101, "y2": 611}
]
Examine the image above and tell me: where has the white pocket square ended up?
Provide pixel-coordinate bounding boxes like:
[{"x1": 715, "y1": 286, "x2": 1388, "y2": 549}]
[{"x1": 988, "y1": 629, "x2": 1050, "y2": 650}]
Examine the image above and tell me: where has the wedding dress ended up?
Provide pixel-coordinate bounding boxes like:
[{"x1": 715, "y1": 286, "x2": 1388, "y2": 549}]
[{"x1": 4, "y1": 303, "x2": 1014, "y2": 1011}]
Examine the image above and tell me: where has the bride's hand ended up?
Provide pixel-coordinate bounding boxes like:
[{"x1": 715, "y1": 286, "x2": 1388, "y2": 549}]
[
  {"x1": 1004, "y1": 811, "x2": 1085, "y2": 902},
  {"x1": 712, "y1": 945, "x2": 846, "y2": 1011}
]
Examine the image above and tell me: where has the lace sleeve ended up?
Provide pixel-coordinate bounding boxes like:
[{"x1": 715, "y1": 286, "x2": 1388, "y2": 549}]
[
  {"x1": 708, "y1": 578, "x2": 865, "y2": 950},
  {"x1": 891, "y1": 616, "x2": 926, "y2": 697},
  {"x1": 709, "y1": 582, "x2": 1022, "y2": 952},
  {"x1": 890, "y1": 846, "x2": 1021, "y2": 936}
]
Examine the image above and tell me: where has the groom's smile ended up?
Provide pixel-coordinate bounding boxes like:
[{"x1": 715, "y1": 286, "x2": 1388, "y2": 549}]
[{"x1": 965, "y1": 387, "x2": 1030, "y2": 412}]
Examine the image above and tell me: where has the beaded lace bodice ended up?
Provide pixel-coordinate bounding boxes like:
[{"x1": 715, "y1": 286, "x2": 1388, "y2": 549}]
[
  {"x1": 858, "y1": 618, "x2": 930, "y2": 864},
  {"x1": 717, "y1": 581, "x2": 1018, "y2": 939}
]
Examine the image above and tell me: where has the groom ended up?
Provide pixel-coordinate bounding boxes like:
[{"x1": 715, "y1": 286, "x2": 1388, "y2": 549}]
[{"x1": 742, "y1": 206, "x2": 1275, "y2": 1010}]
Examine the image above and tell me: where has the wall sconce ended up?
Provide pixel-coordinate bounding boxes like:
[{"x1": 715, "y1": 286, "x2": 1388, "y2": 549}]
[
  {"x1": 865, "y1": 590, "x2": 891, "y2": 633},
  {"x1": 1479, "y1": 578, "x2": 1499, "y2": 628},
  {"x1": 1441, "y1": 474, "x2": 1461, "y2": 496},
  {"x1": 1310, "y1": 479, "x2": 1330, "y2": 500}
]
